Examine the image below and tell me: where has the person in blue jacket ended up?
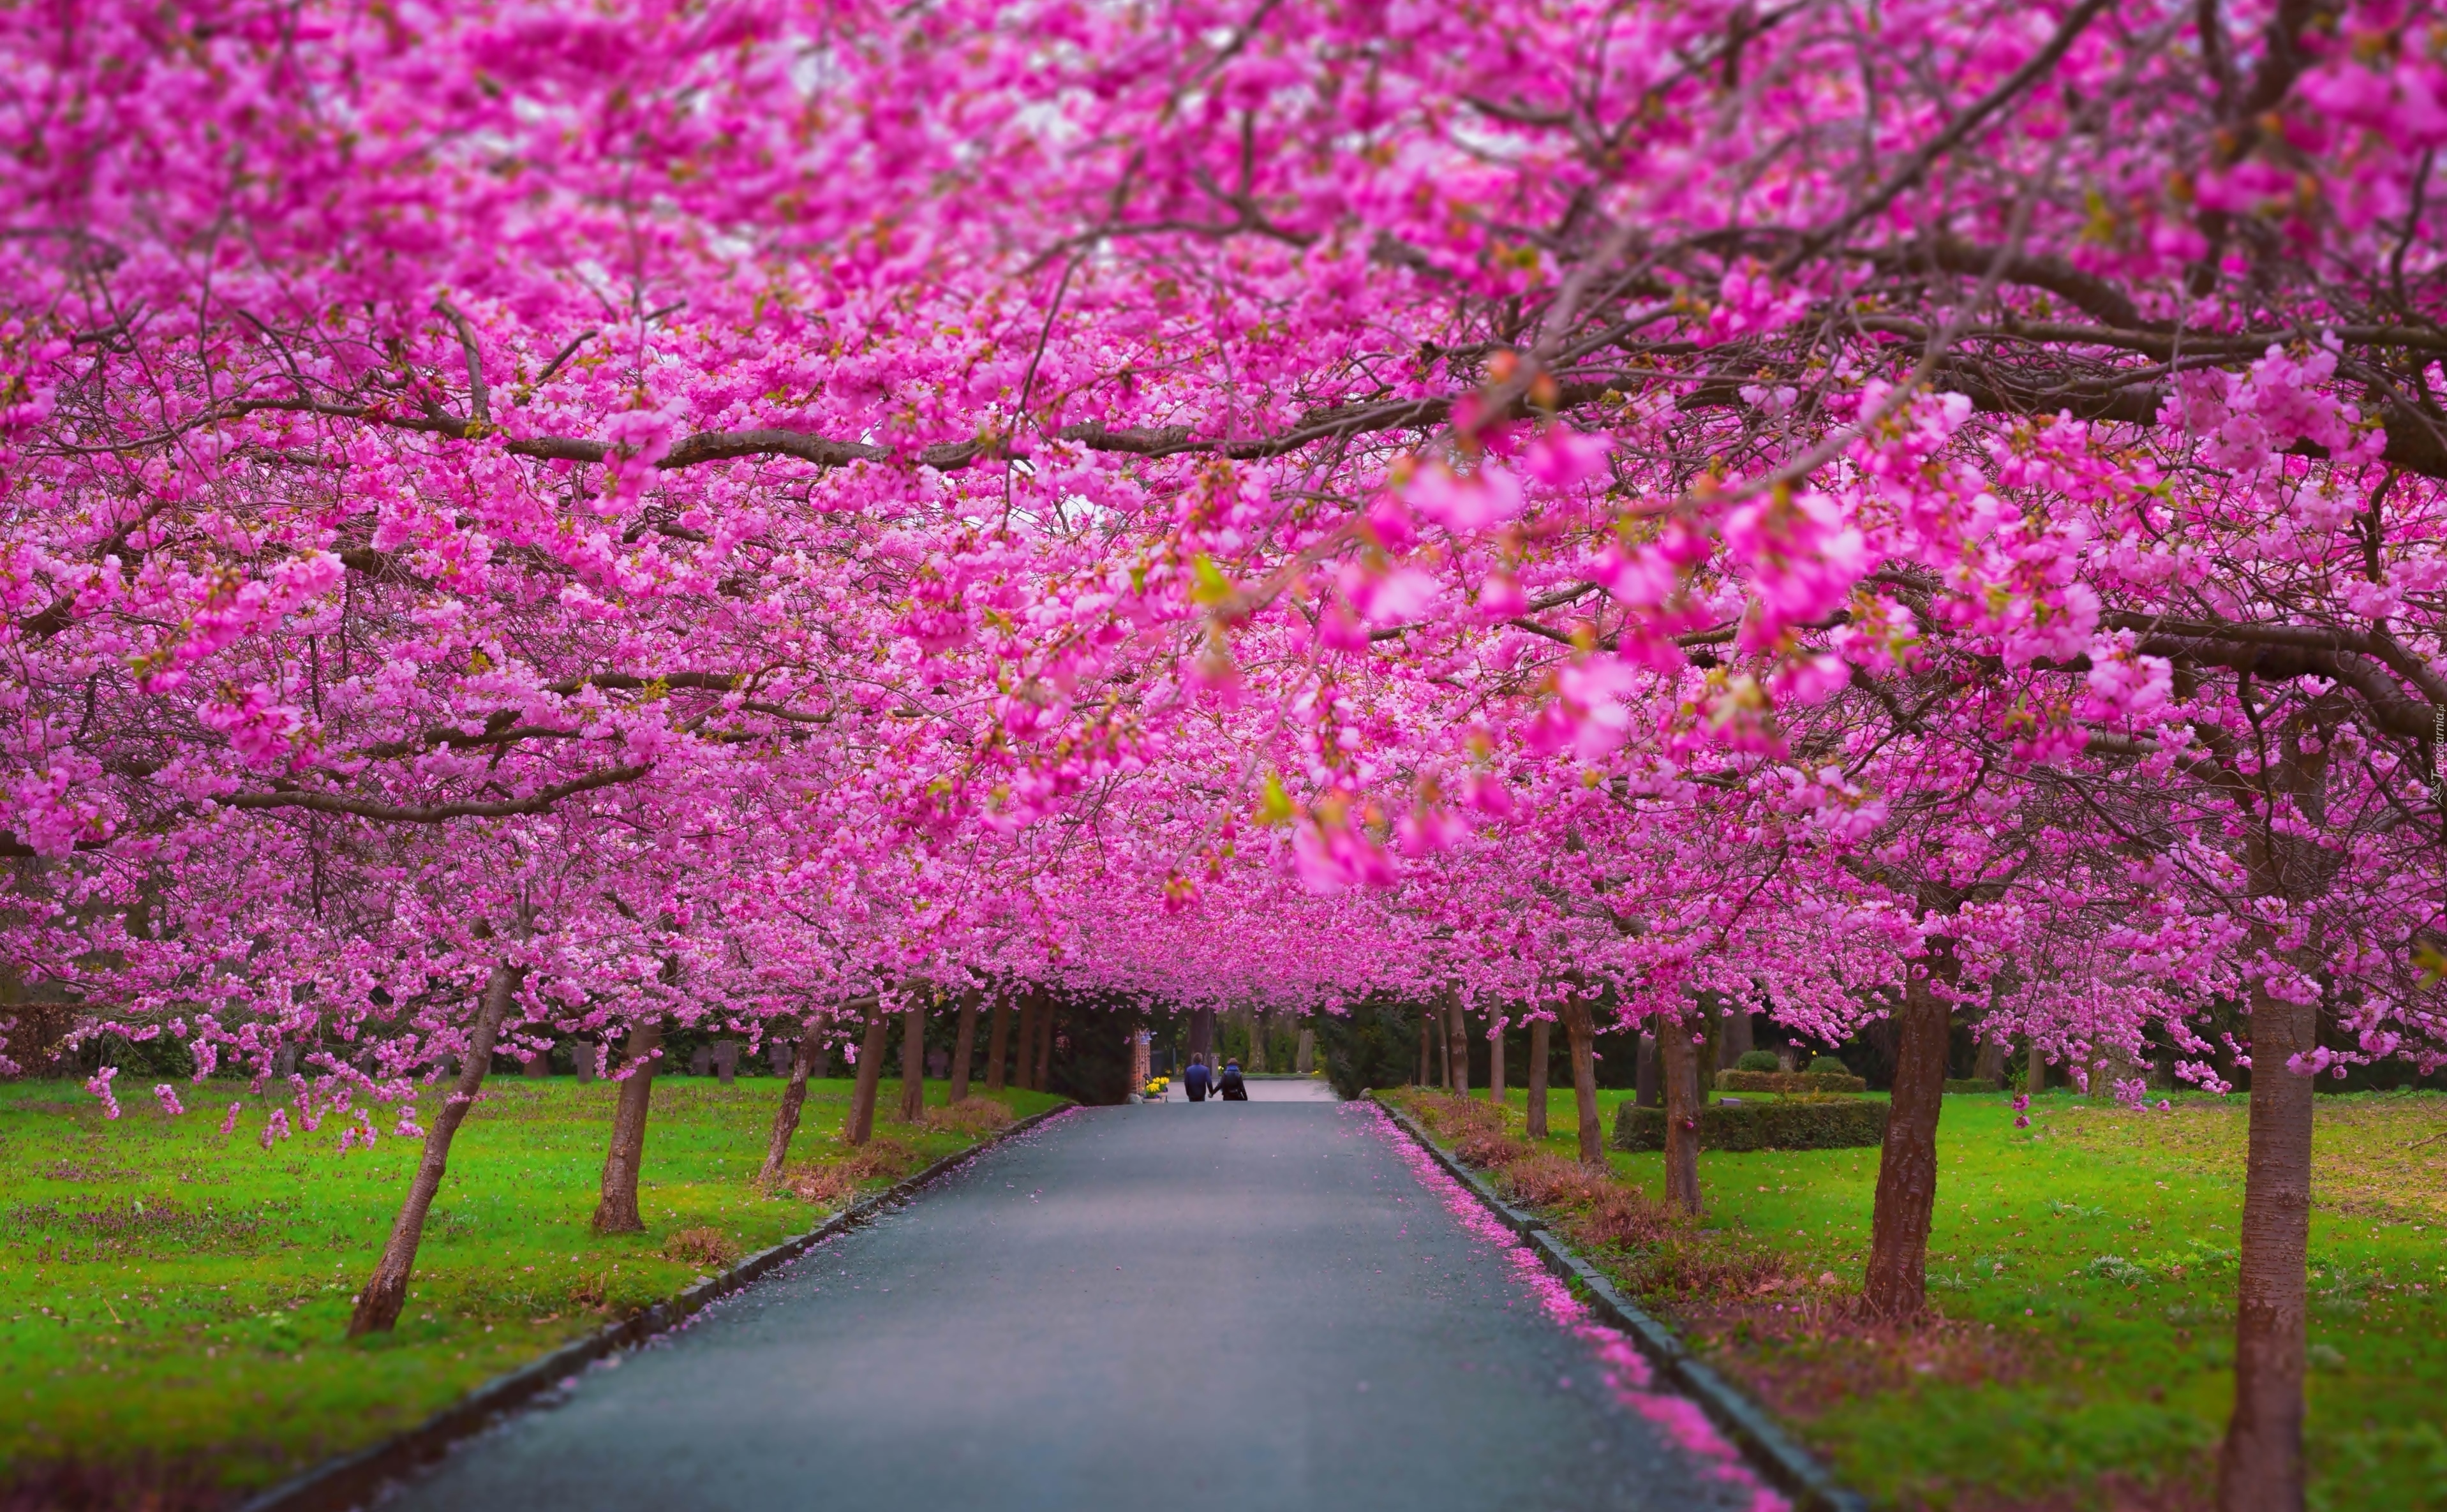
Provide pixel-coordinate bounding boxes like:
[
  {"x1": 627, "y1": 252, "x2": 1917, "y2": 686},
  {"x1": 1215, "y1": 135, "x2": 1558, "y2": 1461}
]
[
  {"x1": 1182, "y1": 1054, "x2": 1214, "y2": 1102},
  {"x1": 1219, "y1": 1058, "x2": 1249, "y2": 1101}
]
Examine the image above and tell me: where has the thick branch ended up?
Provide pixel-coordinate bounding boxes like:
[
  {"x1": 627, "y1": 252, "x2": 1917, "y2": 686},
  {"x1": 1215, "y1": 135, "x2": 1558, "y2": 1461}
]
[{"x1": 223, "y1": 764, "x2": 653, "y2": 823}]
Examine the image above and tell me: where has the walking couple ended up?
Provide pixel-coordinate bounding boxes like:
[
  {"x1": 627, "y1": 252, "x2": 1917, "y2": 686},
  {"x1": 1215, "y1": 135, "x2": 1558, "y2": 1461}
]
[{"x1": 1182, "y1": 1053, "x2": 1246, "y2": 1102}]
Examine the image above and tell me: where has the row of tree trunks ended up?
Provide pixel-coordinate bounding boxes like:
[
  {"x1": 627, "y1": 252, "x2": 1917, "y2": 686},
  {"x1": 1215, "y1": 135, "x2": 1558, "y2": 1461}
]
[
  {"x1": 593, "y1": 1018, "x2": 662, "y2": 1234},
  {"x1": 1525, "y1": 1019, "x2": 1550, "y2": 1139},
  {"x1": 1034, "y1": 992, "x2": 1055, "y2": 1089},
  {"x1": 1416, "y1": 1012, "x2": 1431, "y2": 1085},
  {"x1": 349, "y1": 961, "x2": 524, "y2": 1336},
  {"x1": 1444, "y1": 991, "x2": 1469, "y2": 1096},
  {"x1": 1485, "y1": 1012, "x2": 1505, "y2": 1108}
]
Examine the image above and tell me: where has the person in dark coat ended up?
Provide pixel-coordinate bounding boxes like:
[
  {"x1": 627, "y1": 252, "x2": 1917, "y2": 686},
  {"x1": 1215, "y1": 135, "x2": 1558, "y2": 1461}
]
[
  {"x1": 1219, "y1": 1059, "x2": 1249, "y2": 1101},
  {"x1": 1182, "y1": 1054, "x2": 1213, "y2": 1102}
]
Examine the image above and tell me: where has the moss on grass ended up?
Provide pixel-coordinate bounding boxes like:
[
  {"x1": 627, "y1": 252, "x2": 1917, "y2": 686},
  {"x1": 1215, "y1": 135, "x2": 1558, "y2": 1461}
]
[
  {"x1": 0, "y1": 1076, "x2": 1063, "y2": 1505},
  {"x1": 1390, "y1": 1085, "x2": 2447, "y2": 1511}
]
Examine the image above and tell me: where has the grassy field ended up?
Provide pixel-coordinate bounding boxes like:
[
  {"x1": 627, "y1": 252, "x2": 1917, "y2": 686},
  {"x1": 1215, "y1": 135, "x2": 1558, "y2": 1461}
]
[
  {"x1": 0, "y1": 1074, "x2": 1064, "y2": 1507},
  {"x1": 1385, "y1": 1085, "x2": 2447, "y2": 1511}
]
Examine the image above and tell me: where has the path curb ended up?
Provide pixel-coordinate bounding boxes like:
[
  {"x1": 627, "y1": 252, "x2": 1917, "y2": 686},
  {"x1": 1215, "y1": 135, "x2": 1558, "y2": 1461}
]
[
  {"x1": 237, "y1": 1103, "x2": 1072, "y2": 1512},
  {"x1": 1369, "y1": 1095, "x2": 1866, "y2": 1512}
]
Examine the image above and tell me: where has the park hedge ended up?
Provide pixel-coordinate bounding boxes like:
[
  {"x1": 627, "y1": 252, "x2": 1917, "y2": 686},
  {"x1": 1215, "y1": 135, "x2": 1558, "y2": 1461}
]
[
  {"x1": 1614, "y1": 1095, "x2": 1888, "y2": 1152},
  {"x1": 1945, "y1": 1078, "x2": 2003, "y2": 1094},
  {"x1": 1712, "y1": 1069, "x2": 1869, "y2": 1094}
]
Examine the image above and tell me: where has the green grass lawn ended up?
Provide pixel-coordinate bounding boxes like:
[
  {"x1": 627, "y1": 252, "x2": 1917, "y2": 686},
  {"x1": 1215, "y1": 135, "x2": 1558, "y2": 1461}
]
[
  {"x1": 1388, "y1": 1085, "x2": 2447, "y2": 1511},
  {"x1": 0, "y1": 1074, "x2": 1063, "y2": 1506}
]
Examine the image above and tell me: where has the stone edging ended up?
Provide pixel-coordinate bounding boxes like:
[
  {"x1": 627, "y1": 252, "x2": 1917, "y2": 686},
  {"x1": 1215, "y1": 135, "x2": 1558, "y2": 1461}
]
[
  {"x1": 1367, "y1": 1094, "x2": 1866, "y2": 1512},
  {"x1": 236, "y1": 1103, "x2": 1073, "y2": 1512}
]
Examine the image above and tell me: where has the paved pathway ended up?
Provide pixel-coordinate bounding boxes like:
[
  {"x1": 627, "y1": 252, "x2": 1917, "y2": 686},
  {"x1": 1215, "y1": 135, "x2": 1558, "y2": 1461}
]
[{"x1": 395, "y1": 1101, "x2": 1760, "y2": 1511}]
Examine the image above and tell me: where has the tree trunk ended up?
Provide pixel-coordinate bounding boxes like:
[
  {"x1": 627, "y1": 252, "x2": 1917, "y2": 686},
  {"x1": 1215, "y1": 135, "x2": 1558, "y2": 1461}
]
[
  {"x1": 1013, "y1": 992, "x2": 1041, "y2": 1092},
  {"x1": 897, "y1": 995, "x2": 926, "y2": 1122},
  {"x1": 1189, "y1": 1005, "x2": 1214, "y2": 1072},
  {"x1": 591, "y1": 1018, "x2": 664, "y2": 1234},
  {"x1": 1865, "y1": 928, "x2": 1960, "y2": 1317},
  {"x1": 1417, "y1": 1010, "x2": 1431, "y2": 1085},
  {"x1": 949, "y1": 989, "x2": 979, "y2": 1104},
  {"x1": 1559, "y1": 995, "x2": 1603, "y2": 1167},
  {"x1": 1486, "y1": 1015, "x2": 1505, "y2": 1109},
  {"x1": 1446, "y1": 991, "x2": 1469, "y2": 1097},
  {"x1": 2027, "y1": 1039, "x2": 2045, "y2": 1093},
  {"x1": 985, "y1": 991, "x2": 1013, "y2": 1095},
  {"x1": 1719, "y1": 1000, "x2": 1755, "y2": 1064},
  {"x1": 2217, "y1": 950, "x2": 2318, "y2": 1512},
  {"x1": 350, "y1": 963, "x2": 523, "y2": 1336},
  {"x1": 1032, "y1": 992, "x2": 1056, "y2": 1089},
  {"x1": 1635, "y1": 1026, "x2": 1660, "y2": 1108},
  {"x1": 846, "y1": 1006, "x2": 889, "y2": 1146},
  {"x1": 1971, "y1": 1033, "x2": 2007, "y2": 1086},
  {"x1": 758, "y1": 1015, "x2": 828, "y2": 1185},
  {"x1": 1525, "y1": 1019, "x2": 1550, "y2": 1139},
  {"x1": 1658, "y1": 1015, "x2": 1703, "y2": 1215},
  {"x1": 1247, "y1": 1008, "x2": 1268, "y2": 1072},
  {"x1": 1295, "y1": 1027, "x2": 1315, "y2": 1074}
]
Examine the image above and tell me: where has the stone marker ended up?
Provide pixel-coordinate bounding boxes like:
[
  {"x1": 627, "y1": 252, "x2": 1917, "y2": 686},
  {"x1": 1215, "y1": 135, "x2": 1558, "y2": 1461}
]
[
  {"x1": 768, "y1": 1039, "x2": 793, "y2": 1076},
  {"x1": 524, "y1": 1052, "x2": 550, "y2": 1079},
  {"x1": 570, "y1": 1042, "x2": 595, "y2": 1083},
  {"x1": 926, "y1": 1046, "x2": 949, "y2": 1081},
  {"x1": 712, "y1": 1041, "x2": 738, "y2": 1085},
  {"x1": 690, "y1": 1046, "x2": 713, "y2": 1076}
]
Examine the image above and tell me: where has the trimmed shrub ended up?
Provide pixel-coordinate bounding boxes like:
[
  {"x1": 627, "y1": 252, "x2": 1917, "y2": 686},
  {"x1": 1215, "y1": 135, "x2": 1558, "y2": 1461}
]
[
  {"x1": 1734, "y1": 1050, "x2": 1781, "y2": 1072},
  {"x1": 1944, "y1": 1078, "x2": 2003, "y2": 1094},
  {"x1": 1614, "y1": 1095, "x2": 1887, "y2": 1152},
  {"x1": 1806, "y1": 1054, "x2": 1852, "y2": 1076},
  {"x1": 1714, "y1": 1069, "x2": 1870, "y2": 1094}
]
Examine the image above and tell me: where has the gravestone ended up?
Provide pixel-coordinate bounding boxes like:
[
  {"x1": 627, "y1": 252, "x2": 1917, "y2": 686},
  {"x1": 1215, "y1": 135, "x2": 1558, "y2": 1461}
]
[
  {"x1": 570, "y1": 1042, "x2": 595, "y2": 1084},
  {"x1": 1634, "y1": 1032, "x2": 1660, "y2": 1108},
  {"x1": 274, "y1": 1045, "x2": 297, "y2": 1079},
  {"x1": 768, "y1": 1039, "x2": 794, "y2": 1077},
  {"x1": 926, "y1": 1046, "x2": 949, "y2": 1081},
  {"x1": 712, "y1": 1041, "x2": 738, "y2": 1085},
  {"x1": 690, "y1": 1046, "x2": 713, "y2": 1076},
  {"x1": 523, "y1": 1052, "x2": 550, "y2": 1079}
]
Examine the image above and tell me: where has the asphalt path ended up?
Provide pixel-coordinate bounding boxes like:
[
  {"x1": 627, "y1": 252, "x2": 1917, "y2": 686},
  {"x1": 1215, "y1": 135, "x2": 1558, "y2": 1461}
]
[{"x1": 393, "y1": 1100, "x2": 1762, "y2": 1511}]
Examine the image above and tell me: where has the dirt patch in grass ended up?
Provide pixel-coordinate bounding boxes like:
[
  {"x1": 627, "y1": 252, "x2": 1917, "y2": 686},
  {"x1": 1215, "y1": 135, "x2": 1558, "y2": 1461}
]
[
  {"x1": 779, "y1": 1134, "x2": 925, "y2": 1207},
  {"x1": 1685, "y1": 1288, "x2": 2034, "y2": 1418},
  {"x1": 923, "y1": 1097, "x2": 1015, "y2": 1136},
  {"x1": 660, "y1": 1226, "x2": 741, "y2": 1270}
]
